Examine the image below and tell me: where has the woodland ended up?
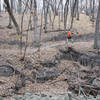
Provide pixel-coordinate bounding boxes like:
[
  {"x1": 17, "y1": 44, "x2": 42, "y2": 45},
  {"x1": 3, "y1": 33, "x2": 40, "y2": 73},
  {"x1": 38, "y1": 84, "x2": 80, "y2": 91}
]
[{"x1": 0, "y1": 0, "x2": 100, "y2": 100}]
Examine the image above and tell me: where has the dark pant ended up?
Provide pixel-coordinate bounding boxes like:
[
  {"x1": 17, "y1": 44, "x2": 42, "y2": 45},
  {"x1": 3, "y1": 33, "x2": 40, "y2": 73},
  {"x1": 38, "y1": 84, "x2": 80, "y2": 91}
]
[{"x1": 68, "y1": 37, "x2": 71, "y2": 39}]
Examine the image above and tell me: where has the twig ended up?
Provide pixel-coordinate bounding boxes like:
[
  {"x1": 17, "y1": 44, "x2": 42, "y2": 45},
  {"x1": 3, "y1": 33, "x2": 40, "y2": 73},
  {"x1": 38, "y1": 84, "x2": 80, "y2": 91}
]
[
  {"x1": 20, "y1": 0, "x2": 29, "y2": 55},
  {"x1": 22, "y1": 0, "x2": 32, "y2": 60}
]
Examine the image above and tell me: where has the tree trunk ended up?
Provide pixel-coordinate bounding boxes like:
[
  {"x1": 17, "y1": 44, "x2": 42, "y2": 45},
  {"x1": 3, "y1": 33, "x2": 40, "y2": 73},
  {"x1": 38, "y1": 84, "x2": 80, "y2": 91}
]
[
  {"x1": 61, "y1": 0, "x2": 63, "y2": 22},
  {"x1": 92, "y1": 0, "x2": 95, "y2": 20},
  {"x1": 33, "y1": 0, "x2": 39, "y2": 44},
  {"x1": 64, "y1": 0, "x2": 69, "y2": 32},
  {"x1": 58, "y1": 0, "x2": 62, "y2": 29},
  {"x1": 94, "y1": 0, "x2": 100, "y2": 49},
  {"x1": 4, "y1": 0, "x2": 20, "y2": 35},
  {"x1": 18, "y1": 0, "x2": 22, "y2": 14},
  {"x1": 0, "y1": 0, "x2": 1, "y2": 17},
  {"x1": 76, "y1": 0, "x2": 79, "y2": 20},
  {"x1": 89, "y1": 0, "x2": 93, "y2": 19},
  {"x1": 29, "y1": 0, "x2": 33, "y2": 30},
  {"x1": 8, "y1": 0, "x2": 13, "y2": 28},
  {"x1": 58, "y1": 10, "x2": 61, "y2": 29},
  {"x1": 70, "y1": 0, "x2": 77, "y2": 31},
  {"x1": 86, "y1": 0, "x2": 88, "y2": 15},
  {"x1": 43, "y1": 0, "x2": 48, "y2": 33}
]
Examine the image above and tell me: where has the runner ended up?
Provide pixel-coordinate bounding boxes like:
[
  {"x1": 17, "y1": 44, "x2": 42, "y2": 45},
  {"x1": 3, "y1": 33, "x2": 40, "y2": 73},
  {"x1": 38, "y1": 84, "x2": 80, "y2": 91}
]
[{"x1": 65, "y1": 31, "x2": 73, "y2": 43}]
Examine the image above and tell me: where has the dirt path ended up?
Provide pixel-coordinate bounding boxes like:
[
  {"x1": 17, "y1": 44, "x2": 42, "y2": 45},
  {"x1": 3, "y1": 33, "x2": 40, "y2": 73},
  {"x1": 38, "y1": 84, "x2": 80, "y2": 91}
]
[
  {"x1": 0, "y1": 41, "x2": 66, "y2": 55},
  {"x1": 0, "y1": 41, "x2": 93, "y2": 55}
]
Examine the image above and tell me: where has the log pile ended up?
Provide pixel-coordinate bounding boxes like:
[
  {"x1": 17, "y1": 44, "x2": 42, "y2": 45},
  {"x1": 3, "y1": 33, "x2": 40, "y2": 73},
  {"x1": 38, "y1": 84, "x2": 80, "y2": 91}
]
[
  {"x1": 59, "y1": 47, "x2": 100, "y2": 67},
  {"x1": 58, "y1": 47, "x2": 100, "y2": 96},
  {"x1": 68, "y1": 81, "x2": 100, "y2": 96}
]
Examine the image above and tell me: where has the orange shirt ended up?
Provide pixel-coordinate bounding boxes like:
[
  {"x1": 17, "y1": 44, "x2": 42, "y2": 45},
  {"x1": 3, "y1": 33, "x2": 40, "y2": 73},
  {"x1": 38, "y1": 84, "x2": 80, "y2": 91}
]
[{"x1": 67, "y1": 31, "x2": 71, "y2": 37}]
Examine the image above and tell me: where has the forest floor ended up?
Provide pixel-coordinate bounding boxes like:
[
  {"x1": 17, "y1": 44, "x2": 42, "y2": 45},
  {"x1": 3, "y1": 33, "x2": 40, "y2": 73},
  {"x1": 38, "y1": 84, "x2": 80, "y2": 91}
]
[{"x1": 0, "y1": 13, "x2": 100, "y2": 99}]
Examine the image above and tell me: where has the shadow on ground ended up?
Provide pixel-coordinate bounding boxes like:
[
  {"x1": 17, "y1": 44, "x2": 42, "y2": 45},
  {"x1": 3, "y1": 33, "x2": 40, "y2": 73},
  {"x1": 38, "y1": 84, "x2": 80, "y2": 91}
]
[
  {"x1": 0, "y1": 40, "x2": 25, "y2": 46},
  {"x1": 42, "y1": 33, "x2": 94, "y2": 43}
]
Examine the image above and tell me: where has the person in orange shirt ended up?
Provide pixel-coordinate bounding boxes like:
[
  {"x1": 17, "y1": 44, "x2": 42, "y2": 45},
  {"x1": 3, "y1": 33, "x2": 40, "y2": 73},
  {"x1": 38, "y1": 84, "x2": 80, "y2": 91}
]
[
  {"x1": 65, "y1": 31, "x2": 72, "y2": 41},
  {"x1": 67, "y1": 31, "x2": 72, "y2": 39},
  {"x1": 65, "y1": 31, "x2": 73, "y2": 44}
]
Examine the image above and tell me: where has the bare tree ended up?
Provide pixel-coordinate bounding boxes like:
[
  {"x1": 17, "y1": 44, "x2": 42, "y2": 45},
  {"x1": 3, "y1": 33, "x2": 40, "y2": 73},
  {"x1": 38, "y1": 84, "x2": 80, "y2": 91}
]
[
  {"x1": 4, "y1": 0, "x2": 20, "y2": 35},
  {"x1": 89, "y1": 0, "x2": 95, "y2": 22},
  {"x1": 43, "y1": 0, "x2": 48, "y2": 33},
  {"x1": 86, "y1": 0, "x2": 88, "y2": 15},
  {"x1": 76, "y1": 0, "x2": 79, "y2": 20},
  {"x1": 70, "y1": 0, "x2": 77, "y2": 31},
  {"x1": 29, "y1": 0, "x2": 33, "y2": 30},
  {"x1": 18, "y1": 0, "x2": 22, "y2": 14},
  {"x1": 91, "y1": 0, "x2": 95, "y2": 21},
  {"x1": 8, "y1": 0, "x2": 13, "y2": 28},
  {"x1": 61, "y1": 0, "x2": 63, "y2": 22},
  {"x1": 64, "y1": 0, "x2": 69, "y2": 32},
  {"x1": 33, "y1": 0, "x2": 40, "y2": 44},
  {"x1": 94, "y1": 0, "x2": 100, "y2": 49},
  {"x1": 58, "y1": 0, "x2": 63, "y2": 29},
  {"x1": 0, "y1": 0, "x2": 1, "y2": 17}
]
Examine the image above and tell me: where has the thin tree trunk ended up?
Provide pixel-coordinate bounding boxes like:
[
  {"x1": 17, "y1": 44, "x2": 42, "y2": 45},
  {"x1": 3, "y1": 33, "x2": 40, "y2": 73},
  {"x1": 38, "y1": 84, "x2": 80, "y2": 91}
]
[
  {"x1": 92, "y1": 0, "x2": 95, "y2": 20},
  {"x1": 43, "y1": 0, "x2": 48, "y2": 33},
  {"x1": 58, "y1": 0, "x2": 63, "y2": 29},
  {"x1": 86, "y1": 0, "x2": 88, "y2": 15},
  {"x1": 29, "y1": 0, "x2": 33, "y2": 30},
  {"x1": 0, "y1": 0, "x2": 1, "y2": 17},
  {"x1": 18, "y1": 0, "x2": 22, "y2": 14},
  {"x1": 8, "y1": 0, "x2": 13, "y2": 28},
  {"x1": 89, "y1": 0, "x2": 93, "y2": 18},
  {"x1": 70, "y1": 0, "x2": 77, "y2": 31},
  {"x1": 94, "y1": 0, "x2": 100, "y2": 49},
  {"x1": 58, "y1": 9, "x2": 61, "y2": 29},
  {"x1": 64, "y1": 0, "x2": 69, "y2": 32},
  {"x1": 33, "y1": 0, "x2": 39, "y2": 44},
  {"x1": 76, "y1": 0, "x2": 79, "y2": 20},
  {"x1": 80, "y1": 0, "x2": 82, "y2": 12},
  {"x1": 61, "y1": 0, "x2": 63, "y2": 22},
  {"x1": 4, "y1": 0, "x2": 20, "y2": 35}
]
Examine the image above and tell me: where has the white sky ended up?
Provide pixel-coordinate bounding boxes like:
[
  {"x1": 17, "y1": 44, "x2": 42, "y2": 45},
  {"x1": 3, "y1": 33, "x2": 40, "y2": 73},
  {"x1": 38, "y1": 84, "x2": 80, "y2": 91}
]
[{"x1": 0, "y1": 0, "x2": 99, "y2": 11}]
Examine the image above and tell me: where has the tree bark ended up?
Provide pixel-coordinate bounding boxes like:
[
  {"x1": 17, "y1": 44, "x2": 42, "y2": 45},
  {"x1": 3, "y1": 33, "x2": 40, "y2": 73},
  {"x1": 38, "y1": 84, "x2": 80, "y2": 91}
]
[
  {"x1": 8, "y1": 0, "x2": 13, "y2": 28},
  {"x1": 94, "y1": 0, "x2": 100, "y2": 49},
  {"x1": 86, "y1": 0, "x2": 88, "y2": 15},
  {"x1": 18, "y1": 0, "x2": 22, "y2": 14},
  {"x1": 70, "y1": 0, "x2": 77, "y2": 31},
  {"x1": 0, "y1": 0, "x2": 1, "y2": 17},
  {"x1": 76, "y1": 0, "x2": 79, "y2": 20},
  {"x1": 61, "y1": 0, "x2": 63, "y2": 22},
  {"x1": 43, "y1": 0, "x2": 48, "y2": 33},
  {"x1": 92, "y1": 0, "x2": 95, "y2": 20},
  {"x1": 33, "y1": 0, "x2": 39, "y2": 44},
  {"x1": 64, "y1": 0, "x2": 69, "y2": 32},
  {"x1": 4, "y1": 0, "x2": 20, "y2": 35}
]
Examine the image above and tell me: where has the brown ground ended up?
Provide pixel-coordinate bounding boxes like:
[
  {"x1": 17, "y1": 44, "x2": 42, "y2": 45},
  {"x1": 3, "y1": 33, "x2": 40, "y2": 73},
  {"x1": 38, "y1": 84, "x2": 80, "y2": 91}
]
[{"x1": 0, "y1": 13, "x2": 96, "y2": 97}]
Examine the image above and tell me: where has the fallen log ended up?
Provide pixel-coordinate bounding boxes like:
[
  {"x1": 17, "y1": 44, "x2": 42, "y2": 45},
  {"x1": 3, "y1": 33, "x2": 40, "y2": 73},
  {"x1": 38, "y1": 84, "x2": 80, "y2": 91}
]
[
  {"x1": 68, "y1": 82, "x2": 100, "y2": 96},
  {"x1": 59, "y1": 47, "x2": 100, "y2": 67},
  {"x1": 32, "y1": 68, "x2": 66, "y2": 83},
  {"x1": 49, "y1": 76, "x2": 100, "y2": 96}
]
